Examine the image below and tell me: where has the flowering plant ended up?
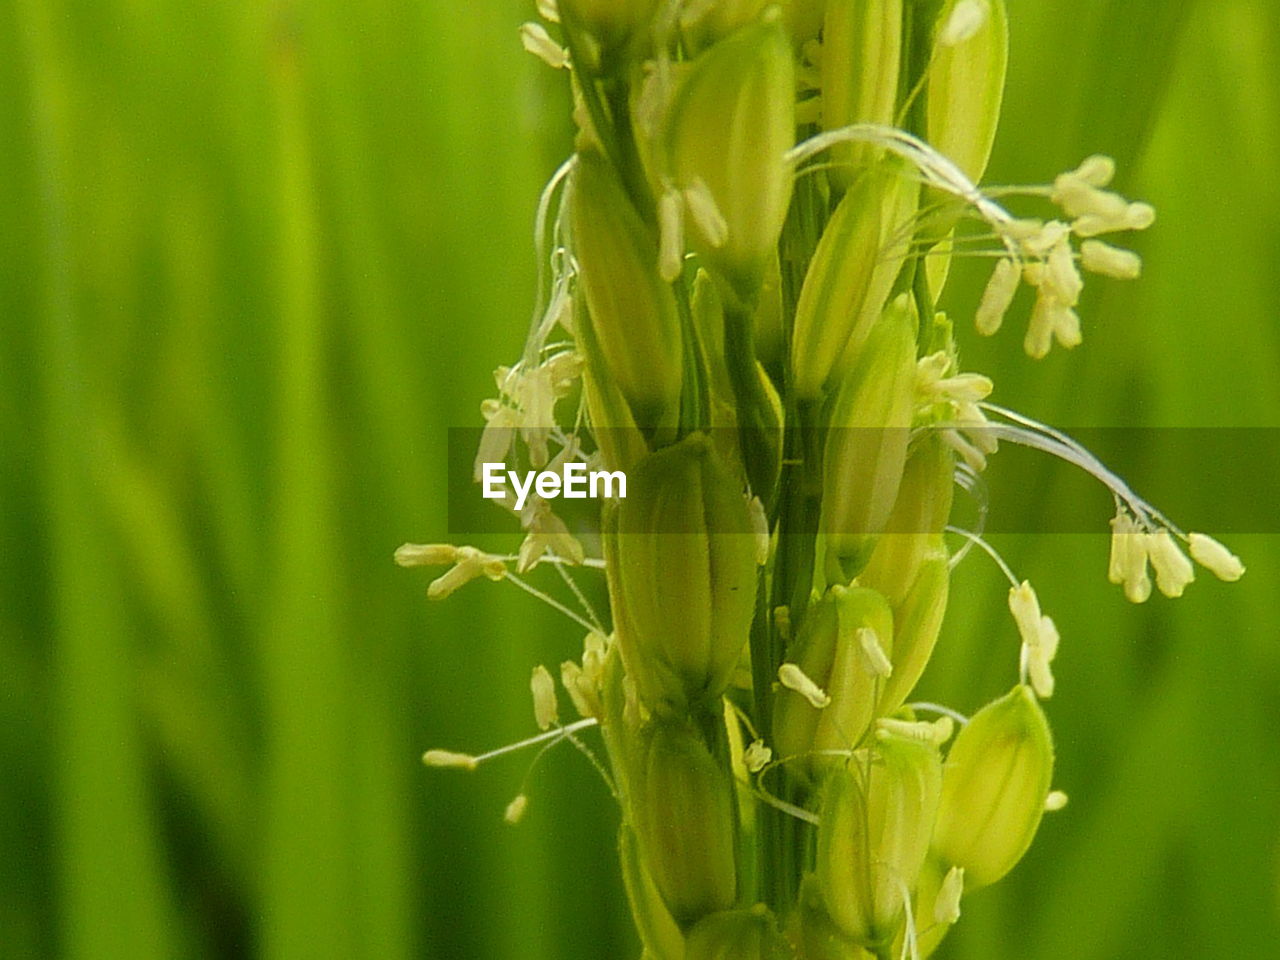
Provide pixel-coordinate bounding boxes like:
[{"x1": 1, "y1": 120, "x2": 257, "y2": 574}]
[{"x1": 401, "y1": 2, "x2": 1243, "y2": 957}]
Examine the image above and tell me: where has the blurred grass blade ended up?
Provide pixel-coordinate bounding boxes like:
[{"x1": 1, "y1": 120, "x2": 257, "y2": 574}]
[
  {"x1": 17, "y1": 0, "x2": 180, "y2": 957},
  {"x1": 259, "y1": 27, "x2": 354, "y2": 960}
]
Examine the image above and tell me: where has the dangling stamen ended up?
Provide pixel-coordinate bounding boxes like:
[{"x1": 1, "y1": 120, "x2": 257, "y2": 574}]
[
  {"x1": 1110, "y1": 512, "x2": 1153, "y2": 603},
  {"x1": 934, "y1": 867, "x2": 965, "y2": 925},
  {"x1": 976, "y1": 403, "x2": 1177, "y2": 533},
  {"x1": 530, "y1": 665, "x2": 560, "y2": 731},
  {"x1": 779, "y1": 662, "x2": 832, "y2": 709},
  {"x1": 1187, "y1": 533, "x2": 1246, "y2": 581},
  {"x1": 504, "y1": 794, "x2": 530, "y2": 824},
  {"x1": 519, "y1": 22, "x2": 568, "y2": 70},
  {"x1": 468, "y1": 718, "x2": 598, "y2": 767},
  {"x1": 975, "y1": 257, "x2": 1020, "y2": 335},
  {"x1": 952, "y1": 404, "x2": 1244, "y2": 599},
  {"x1": 876, "y1": 716, "x2": 954, "y2": 746},
  {"x1": 1080, "y1": 239, "x2": 1142, "y2": 279},
  {"x1": 394, "y1": 543, "x2": 459, "y2": 567},
  {"x1": 422, "y1": 749, "x2": 479, "y2": 771},
  {"x1": 1146, "y1": 530, "x2": 1194, "y2": 598},
  {"x1": 857, "y1": 627, "x2": 894, "y2": 678}
]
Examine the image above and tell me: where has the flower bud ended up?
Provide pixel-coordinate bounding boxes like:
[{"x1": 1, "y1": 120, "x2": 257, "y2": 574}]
[
  {"x1": 821, "y1": 0, "x2": 903, "y2": 184},
  {"x1": 816, "y1": 733, "x2": 943, "y2": 947},
  {"x1": 619, "y1": 824, "x2": 685, "y2": 960},
  {"x1": 664, "y1": 13, "x2": 794, "y2": 298},
  {"x1": 604, "y1": 434, "x2": 758, "y2": 712},
  {"x1": 569, "y1": 152, "x2": 683, "y2": 431},
  {"x1": 792, "y1": 166, "x2": 917, "y2": 399},
  {"x1": 926, "y1": 0, "x2": 1008, "y2": 185},
  {"x1": 576, "y1": 305, "x2": 652, "y2": 474},
  {"x1": 633, "y1": 718, "x2": 738, "y2": 925},
  {"x1": 774, "y1": 586, "x2": 895, "y2": 771},
  {"x1": 933, "y1": 684, "x2": 1054, "y2": 888},
  {"x1": 819, "y1": 296, "x2": 918, "y2": 567},
  {"x1": 693, "y1": 263, "x2": 787, "y2": 407},
  {"x1": 874, "y1": 545, "x2": 949, "y2": 716},
  {"x1": 920, "y1": 0, "x2": 1007, "y2": 287},
  {"x1": 685, "y1": 905, "x2": 792, "y2": 960},
  {"x1": 579, "y1": 357, "x2": 651, "y2": 473},
  {"x1": 856, "y1": 435, "x2": 955, "y2": 606}
]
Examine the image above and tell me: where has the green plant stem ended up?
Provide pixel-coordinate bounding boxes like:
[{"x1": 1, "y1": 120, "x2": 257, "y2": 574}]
[
  {"x1": 913, "y1": 259, "x2": 937, "y2": 344},
  {"x1": 723, "y1": 300, "x2": 780, "y2": 508},
  {"x1": 675, "y1": 278, "x2": 710, "y2": 436}
]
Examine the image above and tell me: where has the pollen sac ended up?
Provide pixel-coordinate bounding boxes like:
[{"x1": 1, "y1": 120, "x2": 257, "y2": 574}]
[
  {"x1": 1146, "y1": 530, "x2": 1195, "y2": 598},
  {"x1": 933, "y1": 684, "x2": 1054, "y2": 888},
  {"x1": 530, "y1": 664, "x2": 560, "y2": 730},
  {"x1": 815, "y1": 733, "x2": 944, "y2": 948},
  {"x1": 569, "y1": 152, "x2": 683, "y2": 432},
  {"x1": 821, "y1": 0, "x2": 904, "y2": 185},
  {"x1": 618, "y1": 824, "x2": 686, "y2": 960},
  {"x1": 633, "y1": 718, "x2": 738, "y2": 926},
  {"x1": 773, "y1": 586, "x2": 896, "y2": 773},
  {"x1": 1109, "y1": 512, "x2": 1153, "y2": 603},
  {"x1": 1188, "y1": 532, "x2": 1245, "y2": 582},
  {"x1": 819, "y1": 296, "x2": 919, "y2": 569},
  {"x1": 603, "y1": 434, "x2": 758, "y2": 713},
  {"x1": 684, "y1": 905, "x2": 792, "y2": 960},
  {"x1": 856, "y1": 434, "x2": 956, "y2": 607},
  {"x1": 559, "y1": 0, "x2": 659, "y2": 58},
  {"x1": 663, "y1": 12, "x2": 795, "y2": 300},
  {"x1": 926, "y1": 0, "x2": 1008, "y2": 185},
  {"x1": 791, "y1": 164, "x2": 917, "y2": 399}
]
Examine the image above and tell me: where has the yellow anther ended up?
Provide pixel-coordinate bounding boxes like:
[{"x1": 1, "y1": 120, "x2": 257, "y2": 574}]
[{"x1": 779, "y1": 662, "x2": 831, "y2": 709}]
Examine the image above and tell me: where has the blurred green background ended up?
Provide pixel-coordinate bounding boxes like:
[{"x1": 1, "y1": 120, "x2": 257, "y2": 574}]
[{"x1": 2, "y1": 1, "x2": 1277, "y2": 958}]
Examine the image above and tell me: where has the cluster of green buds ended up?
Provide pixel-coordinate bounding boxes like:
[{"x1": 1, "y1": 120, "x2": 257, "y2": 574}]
[{"x1": 404, "y1": 2, "x2": 1246, "y2": 958}]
